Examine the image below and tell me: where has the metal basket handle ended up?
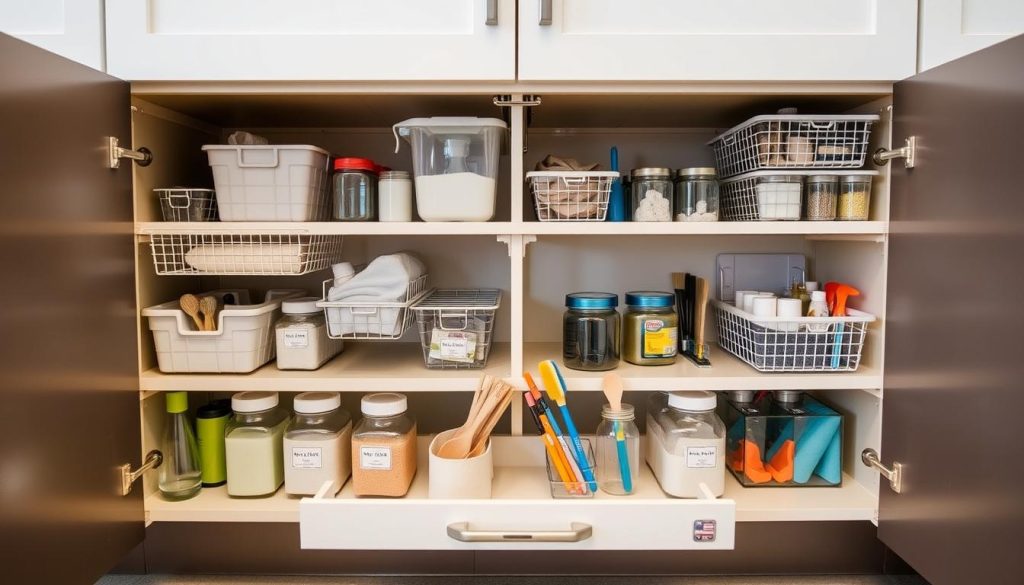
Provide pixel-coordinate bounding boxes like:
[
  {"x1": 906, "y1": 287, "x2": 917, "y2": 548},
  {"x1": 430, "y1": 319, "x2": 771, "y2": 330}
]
[
  {"x1": 807, "y1": 121, "x2": 837, "y2": 130},
  {"x1": 560, "y1": 176, "x2": 587, "y2": 186},
  {"x1": 348, "y1": 306, "x2": 381, "y2": 316},
  {"x1": 167, "y1": 192, "x2": 192, "y2": 209},
  {"x1": 437, "y1": 311, "x2": 471, "y2": 331}
]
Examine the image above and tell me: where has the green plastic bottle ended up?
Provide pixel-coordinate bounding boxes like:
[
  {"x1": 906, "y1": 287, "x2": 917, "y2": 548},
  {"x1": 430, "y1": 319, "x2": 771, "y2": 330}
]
[{"x1": 196, "y1": 399, "x2": 230, "y2": 487}]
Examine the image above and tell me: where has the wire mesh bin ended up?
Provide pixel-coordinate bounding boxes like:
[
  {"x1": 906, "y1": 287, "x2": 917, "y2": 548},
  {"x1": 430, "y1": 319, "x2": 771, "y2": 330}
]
[
  {"x1": 147, "y1": 230, "x2": 344, "y2": 276},
  {"x1": 412, "y1": 289, "x2": 501, "y2": 369},
  {"x1": 713, "y1": 300, "x2": 876, "y2": 372},
  {"x1": 155, "y1": 188, "x2": 218, "y2": 222},
  {"x1": 720, "y1": 171, "x2": 879, "y2": 221},
  {"x1": 526, "y1": 171, "x2": 618, "y2": 221},
  {"x1": 545, "y1": 438, "x2": 595, "y2": 498},
  {"x1": 318, "y1": 274, "x2": 430, "y2": 340},
  {"x1": 708, "y1": 115, "x2": 879, "y2": 178}
]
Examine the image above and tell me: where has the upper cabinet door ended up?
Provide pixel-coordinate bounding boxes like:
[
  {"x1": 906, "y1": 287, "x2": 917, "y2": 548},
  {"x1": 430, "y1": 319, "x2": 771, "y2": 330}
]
[
  {"x1": 0, "y1": 0, "x2": 104, "y2": 70},
  {"x1": 919, "y1": 0, "x2": 1024, "y2": 71},
  {"x1": 0, "y1": 34, "x2": 144, "y2": 583},
  {"x1": 518, "y1": 0, "x2": 917, "y2": 81},
  {"x1": 879, "y1": 35, "x2": 1024, "y2": 585},
  {"x1": 105, "y1": 0, "x2": 516, "y2": 81}
]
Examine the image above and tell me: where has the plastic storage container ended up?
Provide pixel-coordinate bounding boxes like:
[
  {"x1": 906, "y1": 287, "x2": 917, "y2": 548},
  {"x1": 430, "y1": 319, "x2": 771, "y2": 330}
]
[
  {"x1": 527, "y1": 171, "x2": 618, "y2": 221},
  {"x1": 630, "y1": 168, "x2": 674, "y2": 222},
  {"x1": 393, "y1": 117, "x2": 506, "y2": 222},
  {"x1": 837, "y1": 174, "x2": 873, "y2": 220},
  {"x1": 646, "y1": 391, "x2": 726, "y2": 498},
  {"x1": 351, "y1": 393, "x2": 417, "y2": 497},
  {"x1": 155, "y1": 188, "x2": 218, "y2": 222},
  {"x1": 595, "y1": 403, "x2": 640, "y2": 495},
  {"x1": 378, "y1": 170, "x2": 413, "y2": 222},
  {"x1": 332, "y1": 157, "x2": 378, "y2": 221},
  {"x1": 412, "y1": 289, "x2": 501, "y2": 369},
  {"x1": 562, "y1": 292, "x2": 620, "y2": 372},
  {"x1": 545, "y1": 438, "x2": 596, "y2": 498},
  {"x1": 721, "y1": 391, "x2": 842, "y2": 487},
  {"x1": 142, "y1": 289, "x2": 305, "y2": 373},
  {"x1": 804, "y1": 175, "x2": 838, "y2": 220},
  {"x1": 674, "y1": 168, "x2": 719, "y2": 222},
  {"x1": 623, "y1": 291, "x2": 678, "y2": 366},
  {"x1": 284, "y1": 392, "x2": 353, "y2": 496},
  {"x1": 225, "y1": 391, "x2": 289, "y2": 497},
  {"x1": 275, "y1": 297, "x2": 343, "y2": 370},
  {"x1": 202, "y1": 145, "x2": 331, "y2": 221}
]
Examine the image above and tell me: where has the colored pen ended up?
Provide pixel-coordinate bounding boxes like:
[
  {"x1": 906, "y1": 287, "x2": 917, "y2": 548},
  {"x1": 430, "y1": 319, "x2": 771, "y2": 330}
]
[
  {"x1": 524, "y1": 391, "x2": 578, "y2": 494},
  {"x1": 524, "y1": 372, "x2": 583, "y2": 492},
  {"x1": 539, "y1": 360, "x2": 598, "y2": 492}
]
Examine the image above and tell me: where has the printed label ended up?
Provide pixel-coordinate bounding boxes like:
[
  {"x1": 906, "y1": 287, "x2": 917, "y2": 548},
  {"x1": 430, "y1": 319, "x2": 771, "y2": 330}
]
[
  {"x1": 283, "y1": 330, "x2": 310, "y2": 349},
  {"x1": 642, "y1": 319, "x2": 678, "y2": 358},
  {"x1": 359, "y1": 445, "x2": 392, "y2": 471},
  {"x1": 439, "y1": 337, "x2": 471, "y2": 360},
  {"x1": 693, "y1": 519, "x2": 717, "y2": 542},
  {"x1": 686, "y1": 446, "x2": 718, "y2": 468},
  {"x1": 291, "y1": 447, "x2": 322, "y2": 469}
]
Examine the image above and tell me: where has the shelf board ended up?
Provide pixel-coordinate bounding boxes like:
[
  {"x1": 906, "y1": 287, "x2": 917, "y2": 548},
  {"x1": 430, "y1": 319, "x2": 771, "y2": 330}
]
[
  {"x1": 137, "y1": 221, "x2": 515, "y2": 236},
  {"x1": 522, "y1": 342, "x2": 883, "y2": 392},
  {"x1": 139, "y1": 342, "x2": 511, "y2": 393}
]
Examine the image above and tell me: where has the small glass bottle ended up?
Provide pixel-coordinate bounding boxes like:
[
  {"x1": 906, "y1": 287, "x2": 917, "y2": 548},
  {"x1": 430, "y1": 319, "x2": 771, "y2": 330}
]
[
  {"x1": 630, "y1": 168, "x2": 673, "y2": 222},
  {"x1": 563, "y1": 292, "x2": 620, "y2": 371},
  {"x1": 596, "y1": 403, "x2": 640, "y2": 495},
  {"x1": 159, "y1": 392, "x2": 202, "y2": 501},
  {"x1": 351, "y1": 393, "x2": 417, "y2": 497},
  {"x1": 674, "y1": 167, "x2": 719, "y2": 222}
]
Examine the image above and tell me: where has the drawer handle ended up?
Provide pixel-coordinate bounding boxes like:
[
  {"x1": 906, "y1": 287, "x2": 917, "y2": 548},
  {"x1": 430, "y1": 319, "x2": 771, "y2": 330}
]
[{"x1": 446, "y1": 522, "x2": 592, "y2": 543}]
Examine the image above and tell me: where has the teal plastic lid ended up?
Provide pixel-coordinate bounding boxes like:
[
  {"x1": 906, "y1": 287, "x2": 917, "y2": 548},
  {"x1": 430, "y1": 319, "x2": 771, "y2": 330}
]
[{"x1": 625, "y1": 291, "x2": 675, "y2": 308}]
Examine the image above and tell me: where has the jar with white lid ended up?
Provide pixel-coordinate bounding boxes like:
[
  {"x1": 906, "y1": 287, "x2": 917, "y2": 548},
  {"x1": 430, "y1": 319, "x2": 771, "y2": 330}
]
[
  {"x1": 284, "y1": 392, "x2": 352, "y2": 496},
  {"x1": 378, "y1": 170, "x2": 413, "y2": 222},
  {"x1": 645, "y1": 391, "x2": 725, "y2": 498},
  {"x1": 275, "y1": 297, "x2": 343, "y2": 371},
  {"x1": 352, "y1": 393, "x2": 417, "y2": 497},
  {"x1": 225, "y1": 391, "x2": 289, "y2": 497}
]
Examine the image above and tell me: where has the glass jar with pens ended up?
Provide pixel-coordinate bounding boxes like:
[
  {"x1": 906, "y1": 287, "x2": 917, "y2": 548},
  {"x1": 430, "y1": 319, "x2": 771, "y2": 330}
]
[{"x1": 595, "y1": 403, "x2": 640, "y2": 495}]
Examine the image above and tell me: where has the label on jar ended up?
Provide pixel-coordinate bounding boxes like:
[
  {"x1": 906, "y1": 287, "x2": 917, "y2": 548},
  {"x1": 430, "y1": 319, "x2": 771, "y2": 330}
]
[
  {"x1": 359, "y1": 445, "x2": 392, "y2": 471},
  {"x1": 687, "y1": 446, "x2": 718, "y2": 468},
  {"x1": 641, "y1": 319, "x2": 678, "y2": 358},
  {"x1": 283, "y1": 329, "x2": 309, "y2": 349},
  {"x1": 291, "y1": 446, "x2": 322, "y2": 469}
]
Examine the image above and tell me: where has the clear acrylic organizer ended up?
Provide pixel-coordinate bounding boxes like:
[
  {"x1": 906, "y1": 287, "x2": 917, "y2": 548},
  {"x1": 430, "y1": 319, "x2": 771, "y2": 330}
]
[
  {"x1": 412, "y1": 289, "x2": 501, "y2": 369},
  {"x1": 545, "y1": 438, "x2": 596, "y2": 498}
]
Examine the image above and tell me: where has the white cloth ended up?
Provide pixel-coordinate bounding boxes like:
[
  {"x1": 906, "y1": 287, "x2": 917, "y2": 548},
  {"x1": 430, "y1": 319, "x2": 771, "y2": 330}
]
[
  {"x1": 325, "y1": 253, "x2": 426, "y2": 337},
  {"x1": 184, "y1": 244, "x2": 304, "y2": 274}
]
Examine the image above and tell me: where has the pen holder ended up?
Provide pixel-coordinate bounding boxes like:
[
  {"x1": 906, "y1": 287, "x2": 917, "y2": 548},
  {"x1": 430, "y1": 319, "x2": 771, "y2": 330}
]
[
  {"x1": 681, "y1": 340, "x2": 712, "y2": 367},
  {"x1": 428, "y1": 429, "x2": 494, "y2": 499},
  {"x1": 545, "y1": 438, "x2": 596, "y2": 498}
]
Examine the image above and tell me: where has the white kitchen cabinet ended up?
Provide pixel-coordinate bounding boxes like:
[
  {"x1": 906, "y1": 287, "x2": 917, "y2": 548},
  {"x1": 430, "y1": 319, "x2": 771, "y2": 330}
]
[
  {"x1": 918, "y1": 0, "x2": 1024, "y2": 71},
  {"x1": 104, "y1": 0, "x2": 516, "y2": 81},
  {"x1": 517, "y1": 0, "x2": 918, "y2": 81},
  {"x1": 0, "y1": 0, "x2": 104, "y2": 70}
]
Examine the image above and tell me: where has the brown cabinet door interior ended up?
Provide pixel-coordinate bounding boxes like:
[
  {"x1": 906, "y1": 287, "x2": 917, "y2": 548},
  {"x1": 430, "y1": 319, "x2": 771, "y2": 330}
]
[
  {"x1": 0, "y1": 35, "x2": 143, "y2": 584},
  {"x1": 881, "y1": 34, "x2": 1024, "y2": 585}
]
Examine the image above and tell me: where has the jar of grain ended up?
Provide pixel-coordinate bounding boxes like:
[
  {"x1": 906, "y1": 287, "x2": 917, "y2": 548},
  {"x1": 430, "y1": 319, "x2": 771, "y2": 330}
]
[
  {"x1": 837, "y1": 175, "x2": 872, "y2": 220},
  {"x1": 352, "y1": 393, "x2": 417, "y2": 497},
  {"x1": 804, "y1": 175, "x2": 838, "y2": 221}
]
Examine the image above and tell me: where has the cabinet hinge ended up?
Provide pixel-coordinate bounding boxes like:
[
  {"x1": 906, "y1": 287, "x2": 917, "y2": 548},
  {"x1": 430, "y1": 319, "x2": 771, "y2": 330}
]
[
  {"x1": 118, "y1": 450, "x2": 163, "y2": 496},
  {"x1": 873, "y1": 136, "x2": 917, "y2": 169},
  {"x1": 107, "y1": 136, "x2": 153, "y2": 169},
  {"x1": 861, "y1": 448, "x2": 904, "y2": 494}
]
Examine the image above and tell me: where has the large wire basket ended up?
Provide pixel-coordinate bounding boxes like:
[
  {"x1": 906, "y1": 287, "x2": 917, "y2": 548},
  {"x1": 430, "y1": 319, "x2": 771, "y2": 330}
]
[
  {"x1": 527, "y1": 171, "x2": 618, "y2": 221},
  {"x1": 412, "y1": 289, "x2": 501, "y2": 369},
  {"x1": 146, "y1": 229, "x2": 343, "y2": 275},
  {"x1": 318, "y1": 274, "x2": 430, "y2": 340}
]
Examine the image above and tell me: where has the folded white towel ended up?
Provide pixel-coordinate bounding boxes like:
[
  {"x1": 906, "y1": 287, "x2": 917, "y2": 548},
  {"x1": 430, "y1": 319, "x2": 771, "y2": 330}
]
[
  {"x1": 184, "y1": 243, "x2": 305, "y2": 274},
  {"x1": 325, "y1": 253, "x2": 426, "y2": 337}
]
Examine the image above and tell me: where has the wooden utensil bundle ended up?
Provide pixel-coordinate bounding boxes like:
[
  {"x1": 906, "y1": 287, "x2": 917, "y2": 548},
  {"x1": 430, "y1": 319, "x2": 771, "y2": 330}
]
[
  {"x1": 180, "y1": 293, "x2": 219, "y2": 332},
  {"x1": 436, "y1": 375, "x2": 515, "y2": 459}
]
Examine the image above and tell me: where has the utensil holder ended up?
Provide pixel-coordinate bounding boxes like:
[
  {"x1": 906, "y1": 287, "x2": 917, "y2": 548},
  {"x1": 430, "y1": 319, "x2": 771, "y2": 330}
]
[
  {"x1": 428, "y1": 429, "x2": 493, "y2": 499},
  {"x1": 545, "y1": 438, "x2": 596, "y2": 498}
]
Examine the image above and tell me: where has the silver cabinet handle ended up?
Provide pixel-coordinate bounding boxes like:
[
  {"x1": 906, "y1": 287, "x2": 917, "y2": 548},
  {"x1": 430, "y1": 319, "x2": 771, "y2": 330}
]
[
  {"x1": 539, "y1": 0, "x2": 552, "y2": 25},
  {"x1": 485, "y1": 0, "x2": 498, "y2": 25},
  {"x1": 447, "y1": 522, "x2": 592, "y2": 543}
]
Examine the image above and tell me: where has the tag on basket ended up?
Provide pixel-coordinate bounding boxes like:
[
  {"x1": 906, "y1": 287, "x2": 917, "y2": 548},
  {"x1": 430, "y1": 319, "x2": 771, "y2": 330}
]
[{"x1": 429, "y1": 330, "x2": 478, "y2": 363}]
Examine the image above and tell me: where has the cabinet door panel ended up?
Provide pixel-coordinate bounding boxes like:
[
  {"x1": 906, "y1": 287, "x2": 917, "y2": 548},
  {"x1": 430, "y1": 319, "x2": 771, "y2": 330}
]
[
  {"x1": 919, "y1": 0, "x2": 1024, "y2": 71},
  {"x1": 105, "y1": 0, "x2": 515, "y2": 81},
  {"x1": 0, "y1": 0, "x2": 104, "y2": 70},
  {"x1": 519, "y1": 0, "x2": 917, "y2": 81}
]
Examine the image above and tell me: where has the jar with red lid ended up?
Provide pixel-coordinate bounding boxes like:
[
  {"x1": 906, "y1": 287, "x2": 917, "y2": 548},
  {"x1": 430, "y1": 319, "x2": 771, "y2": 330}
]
[{"x1": 333, "y1": 157, "x2": 378, "y2": 221}]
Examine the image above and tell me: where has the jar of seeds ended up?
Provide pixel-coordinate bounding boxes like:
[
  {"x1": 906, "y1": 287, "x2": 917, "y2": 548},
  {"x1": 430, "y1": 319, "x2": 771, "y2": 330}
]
[
  {"x1": 804, "y1": 175, "x2": 838, "y2": 221},
  {"x1": 837, "y1": 174, "x2": 873, "y2": 220}
]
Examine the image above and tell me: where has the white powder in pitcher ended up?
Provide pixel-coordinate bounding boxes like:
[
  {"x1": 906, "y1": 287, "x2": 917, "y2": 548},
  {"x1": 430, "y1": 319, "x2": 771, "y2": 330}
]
[{"x1": 415, "y1": 173, "x2": 497, "y2": 221}]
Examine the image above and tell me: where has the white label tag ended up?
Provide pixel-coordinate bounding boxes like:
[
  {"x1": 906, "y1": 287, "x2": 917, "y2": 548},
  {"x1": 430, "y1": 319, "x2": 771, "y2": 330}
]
[
  {"x1": 686, "y1": 446, "x2": 717, "y2": 468},
  {"x1": 439, "y1": 337, "x2": 470, "y2": 360},
  {"x1": 291, "y1": 447, "x2": 322, "y2": 469},
  {"x1": 359, "y1": 445, "x2": 392, "y2": 471},
  {"x1": 283, "y1": 330, "x2": 309, "y2": 349}
]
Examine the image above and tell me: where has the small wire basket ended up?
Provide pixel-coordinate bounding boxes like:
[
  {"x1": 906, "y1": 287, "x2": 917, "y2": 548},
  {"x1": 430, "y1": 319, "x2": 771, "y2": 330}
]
[
  {"x1": 318, "y1": 274, "x2": 430, "y2": 340},
  {"x1": 412, "y1": 289, "x2": 501, "y2": 369},
  {"x1": 147, "y1": 230, "x2": 343, "y2": 275},
  {"x1": 545, "y1": 438, "x2": 595, "y2": 498},
  {"x1": 156, "y1": 188, "x2": 218, "y2": 222},
  {"x1": 527, "y1": 171, "x2": 618, "y2": 221}
]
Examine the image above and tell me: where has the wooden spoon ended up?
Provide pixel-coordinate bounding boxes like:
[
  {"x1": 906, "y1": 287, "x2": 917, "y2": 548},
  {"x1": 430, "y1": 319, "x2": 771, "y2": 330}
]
[
  {"x1": 199, "y1": 295, "x2": 218, "y2": 332},
  {"x1": 602, "y1": 371, "x2": 624, "y2": 411},
  {"x1": 437, "y1": 378, "x2": 507, "y2": 459},
  {"x1": 179, "y1": 294, "x2": 205, "y2": 331},
  {"x1": 468, "y1": 386, "x2": 514, "y2": 457}
]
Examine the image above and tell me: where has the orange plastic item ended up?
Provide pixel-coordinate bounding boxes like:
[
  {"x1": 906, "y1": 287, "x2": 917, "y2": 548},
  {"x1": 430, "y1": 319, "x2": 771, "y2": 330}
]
[
  {"x1": 739, "y1": 440, "x2": 772, "y2": 484},
  {"x1": 767, "y1": 439, "x2": 796, "y2": 483},
  {"x1": 729, "y1": 448, "x2": 744, "y2": 472},
  {"x1": 832, "y1": 283, "x2": 861, "y2": 317}
]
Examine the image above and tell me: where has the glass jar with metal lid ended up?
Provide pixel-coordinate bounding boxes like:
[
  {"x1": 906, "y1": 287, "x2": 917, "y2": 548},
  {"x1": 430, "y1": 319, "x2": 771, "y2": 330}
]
[
  {"x1": 563, "y1": 292, "x2": 620, "y2": 371},
  {"x1": 630, "y1": 168, "x2": 673, "y2": 222},
  {"x1": 804, "y1": 175, "x2": 838, "y2": 221},
  {"x1": 674, "y1": 167, "x2": 719, "y2": 222},
  {"x1": 836, "y1": 174, "x2": 873, "y2": 220},
  {"x1": 623, "y1": 291, "x2": 678, "y2": 366},
  {"x1": 333, "y1": 157, "x2": 378, "y2": 221}
]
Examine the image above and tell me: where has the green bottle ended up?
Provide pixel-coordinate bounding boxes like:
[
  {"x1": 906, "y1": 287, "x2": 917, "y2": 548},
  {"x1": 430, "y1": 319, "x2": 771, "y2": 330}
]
[{"x1": 196, "y1": 399, "x2": 230, "y2": 487}]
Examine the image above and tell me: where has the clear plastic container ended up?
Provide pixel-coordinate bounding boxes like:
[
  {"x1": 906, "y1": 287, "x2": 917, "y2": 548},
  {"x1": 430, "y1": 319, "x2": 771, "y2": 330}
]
[
  {"x1": 646, "y1": 391, "x2": 726, "y2": 498},
  {"x1": 225, "y1": 391, "x2": 289, "y2": 497},
  {"x1": 630, "y1": 168, "x2": 674, "y2": 222},
  {"x1": 351, "y1": 393, "x2": 417, "y2": 497},
  {"x1": 837, "y1": 174, "x2": 873, "y2": 220},
  {"x1": 804, "y1": 175, "x2": 838, "y2": 221},
  {"x1": 275, "y1": 297, "x2": 343, "y2": 370},
  {"x1": 674, "y1": 168, "x2": 719, "y2": 222},
  {"x1": 378, "y1": 170, "x2": 413, "y2": 222},
  {"x1": 595, "y1": 404, "x2": 640, "y2": 495},
  {"x1": 563, "y1": 292, "x2": 620, "y2": 372},
  {"x1": 332, "y1": 157, "x2": 378, "y2": 221},
  {"x1": 284, "y1": 392, "x2": 353, "y2": 496},
  {"x1": 393, "y1": 117, "x2": 506, "y2": 222},
  {"x1": 755, "y1": 175, "x2": 803, "y2": 220}
]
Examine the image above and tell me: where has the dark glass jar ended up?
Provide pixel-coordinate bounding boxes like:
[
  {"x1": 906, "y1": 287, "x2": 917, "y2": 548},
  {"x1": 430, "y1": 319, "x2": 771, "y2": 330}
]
[{"x1": 563, "y1": 292, "x2": 620, "y2": 371}]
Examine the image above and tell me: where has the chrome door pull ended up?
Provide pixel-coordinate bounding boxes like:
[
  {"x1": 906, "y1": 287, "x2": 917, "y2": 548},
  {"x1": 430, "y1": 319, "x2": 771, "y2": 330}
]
[
  {"x1": 539, "y1": 0, "x2": 552, "y2": 25},
  {"x1": 873, "y1": 136, "x2": 916, "y2": 169},
  {"x1": 107, "y1": 136, "x2": 153, "y2": 169},
  {"x1": 485, "y1": 0, "x2": 498, "y2": 25},
  {"x1": 447, "y1": 522, "x2": 592, "y2": 543},
  {"x1": 861, "y1": 448, "x2": 903, "y2": 494},
  {"x1": 119, "y1": 450, "x2": 163, "y2": 496}
]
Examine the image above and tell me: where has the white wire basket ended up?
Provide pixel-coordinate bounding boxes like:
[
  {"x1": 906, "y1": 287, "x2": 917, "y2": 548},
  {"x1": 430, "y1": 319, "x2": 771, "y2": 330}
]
[
  {"x1": 527, "y1": 171, "x2": 618, "y2": 221},
  {"x1": 412, "y1": 289, "x2": 501, "y2": 369},
  {"x1": 146, "y1": 230, "x2": 344, "y2": 276},
  {"x1": 720, "y1": 170, "x2": 878, "y2": 221},
  {"x1": 318, "y1": 274, "x2": 430, "y2": 340},
  {"x1": 708, "y1": 114, "x2": 879, "y2": 178},
  {"x1": 713, "y1": 300, "x2": 876, "y2": 372}
]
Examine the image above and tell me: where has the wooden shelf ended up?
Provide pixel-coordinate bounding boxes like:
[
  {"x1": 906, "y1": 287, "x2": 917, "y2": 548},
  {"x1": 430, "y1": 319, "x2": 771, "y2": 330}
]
[
  {"x1": 522, "y1": 342, "x2": 883, "y2": 392},
  {"x1": 140, "y1": 342, "x2": 511, "y2": 393}
]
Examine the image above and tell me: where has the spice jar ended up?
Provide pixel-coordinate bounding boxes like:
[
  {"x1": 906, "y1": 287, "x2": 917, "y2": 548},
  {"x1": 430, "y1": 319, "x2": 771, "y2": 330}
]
[
  {"x1": 284, "y1": 392, "x2": 352, "y2": 496},
  {"x1": 630, "y1": 168, "x2": 673, "y2": 222},
  {"x1": 804, "y1": 175, "x2": 838, "y2": 221},
  {"x1": 563, "y1": 292, "x2": 620, "y2": 372},
  {"x1": 333, "y1": 157, "x2": 378, "y2": 221},
  {"x1": 596, "y1": 403, "x2": 640, "y2": 495},
  {"x1": 352, "y1": 393, "x2": 417, "y2": 497},
  {"x1": 646, "y1": 391, "x2": 725, "y2": 498},
  {"x1": 225, "y1": 391, "x2": 289, "y2": 497},
  {"x1": 755, "y1": 175, "x2": 802, "y2": 220},
  {"x1": 674, "y1": 167, "x2": 719, "y2": 222},
  {"x1": 837, "y1": 174, "x2": 872, "y2": 220},
  {"x1": 378, "y1": 170, "x2": 413, "y2": 222},
  {"x1": 275, "y1": 297, "x2": 343, "y2": 371},
  {"x1": 623, "y1": 291, "x2": 678, "y2": 366}
]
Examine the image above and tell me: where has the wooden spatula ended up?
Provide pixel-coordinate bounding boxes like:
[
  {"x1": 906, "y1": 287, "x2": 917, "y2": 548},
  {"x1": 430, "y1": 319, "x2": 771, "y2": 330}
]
[
  {"x1": 179, "y1": 294, "x2": 205, "y2": 331},
  {"x1": 199, "y1": 295, "x2": 218, "y2": 332},
  {"x1": 468, "y1": 385, "x2": 514, "y2": 457}
]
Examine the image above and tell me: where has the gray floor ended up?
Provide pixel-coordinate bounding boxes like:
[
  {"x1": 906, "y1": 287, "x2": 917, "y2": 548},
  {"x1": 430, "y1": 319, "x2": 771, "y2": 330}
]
[{"x1": 97, "y1": 576, "x2": 928, "y2": 585}]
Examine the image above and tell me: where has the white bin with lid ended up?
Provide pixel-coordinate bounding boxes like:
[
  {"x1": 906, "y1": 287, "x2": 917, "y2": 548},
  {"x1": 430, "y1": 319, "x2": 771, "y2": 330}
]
[
  {"x1": 646, "y1": 391, "x2": 726, "y2": 498},
  {"x1": 393, "y1": 117, "x2": 506, "y2": 222}
]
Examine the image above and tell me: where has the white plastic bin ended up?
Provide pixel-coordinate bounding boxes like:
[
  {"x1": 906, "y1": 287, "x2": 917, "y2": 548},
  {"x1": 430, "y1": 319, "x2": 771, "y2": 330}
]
[
  {"x1": 143, "y1": 289, "x2": 305, "y2": 373},
  {"x1": 203, "y1": 145, "x2": 331, "y2": 221},
  {"x1": 393, "y1": 117, "x2": 506, "y2": 222}
]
